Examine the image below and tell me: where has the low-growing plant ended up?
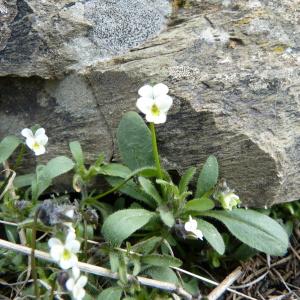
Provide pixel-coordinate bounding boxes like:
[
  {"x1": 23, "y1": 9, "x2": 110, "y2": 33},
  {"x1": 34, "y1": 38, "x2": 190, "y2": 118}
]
[{"x1": 0, "y1": 83, "x2": 289, "y2": 299}]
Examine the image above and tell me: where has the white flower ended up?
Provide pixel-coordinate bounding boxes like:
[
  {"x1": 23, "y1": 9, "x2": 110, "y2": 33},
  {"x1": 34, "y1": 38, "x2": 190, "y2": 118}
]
[
  {"x1": 220, "y1": 192, "x2": 240, "y2": 210},
  {"x1": 48, "y1": 231, "x2": 80, "y2": 269},
  {"x1": 21, "y1": 128, "x2": 48, "y2": 156},
  {"x1": 136, "y1": 83, "x2": 173, "y2": 124},
  {"x1": 184, "y1": 216, "x2": 203, "y2": 240},
  {"x1": 63, "y1": 209, "x2": 75, "y2": 231},
  {"x1": 66, "y1": 267, "x2": 87, "y2": 300}
]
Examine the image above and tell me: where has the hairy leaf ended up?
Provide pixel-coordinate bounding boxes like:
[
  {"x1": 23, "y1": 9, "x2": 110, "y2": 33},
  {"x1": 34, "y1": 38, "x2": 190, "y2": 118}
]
[
  {"x1": 179, "y1": 167, "x2": 196, "y2": 194},
  {"x1": 69, "y1": 141, "x2": 84, "y2": 166},
  {"x1": 117, "y1": 112, "x2": 154, "y2": 170},
  {"x1": 0, "y1": 136, "x2": 21, "y2": 164},
  {"x1": 138, "y1": 177, "x2": 162, "y2": 205},
  {"x1": 185, "y1": 197, "x2": 215, "y2": 212},
  {"x1": 158, "y1": 206, "x2": 175, "y2": 227},
  {"x1": 197, "y1": 219, "x2": 225, "y2": 255},
  {"x1": 141, "y1": 254, "x2": 182, "y2": 267},
  {"x1": 196, "y1": 155, "x2": 218, "y2": 198},
  {"x1": 97, "y1": 287, "x2": 122, "y2": 300},
  {"x1": 101, "y1": 209, "x2": 155, "y2": 246},
  {"x1": 202, "y1": 209, "x2": 289, "y2": 256}
]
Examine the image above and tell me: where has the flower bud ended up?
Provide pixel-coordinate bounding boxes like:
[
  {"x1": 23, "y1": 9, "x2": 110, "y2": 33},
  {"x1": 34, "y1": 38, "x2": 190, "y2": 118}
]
[{"x1": 214, "y1": 179, "x2": 241, "y2": 210}]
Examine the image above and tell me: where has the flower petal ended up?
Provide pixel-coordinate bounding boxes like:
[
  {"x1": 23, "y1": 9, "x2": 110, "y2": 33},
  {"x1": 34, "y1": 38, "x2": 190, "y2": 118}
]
[
  {"x1": 34, "y1": 128, "x2": 46, "y2": 137},
  {"x1": 50, "y1": 245, "x2": 64, "y2": 261},
  {"x1": 35, "y1": 133, "x2": 48, "y2": 146},
  {"x1": 21, "y1": 128, "x2": 33, "y2": 139},
  {"x1": 155, "y1": 95, "x2": 173, "y2": 113},
  {"x1": 25, "y1": 137, "x2": 36, "y2": 150},
  {"x1": 73, "y1": 287, "x2": 86, "y2": 300},
  {"x1": 76, "y1": 275, "x2": 88, "y2": 288},
  {"x1": 195, "y1": 229, "x2": 204, "y2": 240},
  {"x1": 153, "y1": 83, "x2": 169, "y2": 97},
  {"x1": 146, "y1": 113, "x2": 166, "y2": 124},
  {"x1": 136, "y1": 97, "x2": 154, "y2": 115},
  {"x1": 65, "y1": 209, "x2": 74, "y2": 219},
  {"x1": 59, "y1": 253, "x2": 78, "y2": 269},
  {"x1": 33, "y1": 145, "x2": 46, "y2": 156},
  {"x1": 72, "y1": 266, "x2": 80, "y2": 281},
  {"x1": 184, "y1": 217, "x2": 198, "y2": 232},
  {"x1": 138, "y1": 85, "x2": 154, "y2": 98},
  {"x1": 48, "y1": 238, "x2": 62, "y2": 248},
  {"x1": 66, "y1": 239, "x2": 81, "y2": 254},
  {"x1": 65, "y1": 278, "x2": 75, "y2": 291},
  {"x1": 66, "y1": 230, "x2": 77, "y2": 242}
]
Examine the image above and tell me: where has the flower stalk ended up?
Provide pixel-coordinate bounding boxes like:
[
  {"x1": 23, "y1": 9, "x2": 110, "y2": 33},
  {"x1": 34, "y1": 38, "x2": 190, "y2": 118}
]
[{"x1": 150, "y1": 122, "x2": 163, "y2": 180}]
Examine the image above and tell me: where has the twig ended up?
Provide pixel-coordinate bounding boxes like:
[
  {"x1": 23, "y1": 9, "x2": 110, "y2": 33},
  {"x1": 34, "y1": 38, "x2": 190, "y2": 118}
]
[
  {"x1": 289, "y1": 244, "x2": 300, "y2": 261},
  {"x1": 0, "y1": 238, "x2": 193, "y2": 300},
  {"x1": 231, "y1": 271, "x2": 269, "y2": 289},
  {"x1": 207, "y1": 267, "x2": 243, "y2": 300},
  {"x1": 172, "y1": 267, "x2": 257, "y2": 300}
]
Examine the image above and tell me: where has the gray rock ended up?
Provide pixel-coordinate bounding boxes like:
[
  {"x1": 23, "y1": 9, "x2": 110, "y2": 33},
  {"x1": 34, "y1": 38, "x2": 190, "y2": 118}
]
[
  {"x1": 0, "y1": 0, "x2": 171, "y2": 77},
  {"x1": 0, "y1": 0, "x2": 300, "y2": 207}
]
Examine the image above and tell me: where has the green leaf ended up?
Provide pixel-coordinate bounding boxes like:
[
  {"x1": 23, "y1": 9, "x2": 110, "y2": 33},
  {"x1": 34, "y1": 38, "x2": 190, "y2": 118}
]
[
  {"x1": 69, "y1": 141, "x2": 84, "y2": 166},
  {"x1": 196, "y1": 155, "x2": 219, "y2": 198},
  {"x1": 45, "y1": 156, "x2": 74, "y2": 179},
  {"x1": 14, "y1": 174, "x2": 35, "y2": 188},
  {"x1": 132, "y1": 236, "x2": 162, "y2": 254},
  {"x1": 144, "y1": 266, "x2": 178, "y2": 284},
  {"x1": 138, "y1": 177, "x2": 162, "y2": 205},
  {"x1": 97, "y1": 287, "x2": 122, "y2": 300},
  {"x1": 201, "y1": 209, "x2": 289, "y2": 256},
  {"x1": 158, "y1": 206, "x2": 175, "y2": 227},
  {"x1": 101, "y1": 209, "x2": 155, "y2": 246},
  {"x1": 141, "y1": 254, "x2": 182, "y2": 268},
  {"x1": 185, "y1": 197, "x2": 215, "y2": 212},
  {"x1": 0, "y1": 136, "x2": 21, "y2": 164},
  {"x1": 179, "y1": 167, "x2": 196, "y2": 194},
  {"x1": 132, "y1": 256, "x2": 141, "y2": 276},
  {"x1": 32, "y1": 165, "x2": 52, "y2": 199},
  {"x1": 117, "y1": 112, "x2": 154, "y2": 170},
  {"x1": 101, "y1": 164, "x2": 131, "y2": 178},
  {"x1": 197, "y1": 219, "x2": 225, "y2": 255},
  {"x1": 106, "y1": 177, "x2": 155, "y2": 208},
  {"x1": 109, "y1": 251, "x2": 119, "y2": 272}
]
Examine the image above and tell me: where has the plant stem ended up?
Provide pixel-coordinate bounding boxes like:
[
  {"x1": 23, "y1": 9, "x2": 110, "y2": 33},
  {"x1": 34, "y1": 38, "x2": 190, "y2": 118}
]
[
  {"x1": 31, "y1": 210, "x2": 40, "y2": 299},
  {"x1": 150, "y1": 122, "x2": 163, "y2": 179},
  {"x1": 0, "y1": 238, "x2": 193, "y2": 300}
]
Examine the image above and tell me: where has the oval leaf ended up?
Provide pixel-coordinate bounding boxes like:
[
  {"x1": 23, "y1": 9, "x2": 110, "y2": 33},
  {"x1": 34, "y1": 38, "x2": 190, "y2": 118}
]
[
  {"x1": 144, "y1": 266, "x2": 178, "y2": 284},
  {"x1": 97, "y1": 287, "x2": 122, "y2": 300},
  {"x1": 117, "y1": 112, "x2": 154, "y2": 170},
  {"x1": 138, "y1": 177, "x2": 162, "y2": 205},
  {"x1": 141, "y1": 254, "x2": 182, "y2": 268},
  {"x1": 69, "y1": 141, "x2": 84, "y2": 165},
  {"x1": 0, "y1": 136, "x2": 21, "y2": 164},
  {"x1": 45, "y1": 156, "x2": 75, "y2": 179},
  {"x1": 197, "y1": 219, "x2": 225, "y2": 255},
  {"x1": 202, "y1": 209, "x2": 289, "y2": 256},
  {"x1": 101, "y1": 209, "x2": 154, "y2": 246},
  {"x1": 185, "y1": 197, "x2": 215, "y2": 212},
  {"x1": 179, "y1": 167, "x2": 196, "y2": 194},
  {"x1": 196, "y1": 155, "x2": 218, "y2": 198},
  {"x1": 159, "y1": 206, "x2": 175, "y2": 227}
]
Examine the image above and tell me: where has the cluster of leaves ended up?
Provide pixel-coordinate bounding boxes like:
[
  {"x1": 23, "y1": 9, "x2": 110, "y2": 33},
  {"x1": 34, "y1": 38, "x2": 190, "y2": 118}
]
[{"x1": 0, "y1": 112, "x2": 289, "y2": 299}]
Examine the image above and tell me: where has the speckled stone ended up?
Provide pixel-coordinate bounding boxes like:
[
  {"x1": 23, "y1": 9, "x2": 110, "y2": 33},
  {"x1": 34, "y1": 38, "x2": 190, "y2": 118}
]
[{"x1": 0, "y1": 0, "x2": 171, "y2": 77}]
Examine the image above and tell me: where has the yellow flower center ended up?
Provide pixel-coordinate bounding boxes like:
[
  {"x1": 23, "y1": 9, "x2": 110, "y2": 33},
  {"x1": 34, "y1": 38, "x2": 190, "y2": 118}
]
[
  {"x1": 151, "y1": 104, "x2": 160, "y2": 116},
  {"x1": 33, "y1": 142, "x2": 40, "y2": 150},
  {"x1": 62, "y1": 249, "x2": 71, "y2": 260}
]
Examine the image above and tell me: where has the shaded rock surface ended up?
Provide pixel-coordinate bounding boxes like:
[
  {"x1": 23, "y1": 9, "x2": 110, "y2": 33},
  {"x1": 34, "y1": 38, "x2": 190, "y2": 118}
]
[{"x1": 0, "y1": 0, "x2": 299, "y2": 206}]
